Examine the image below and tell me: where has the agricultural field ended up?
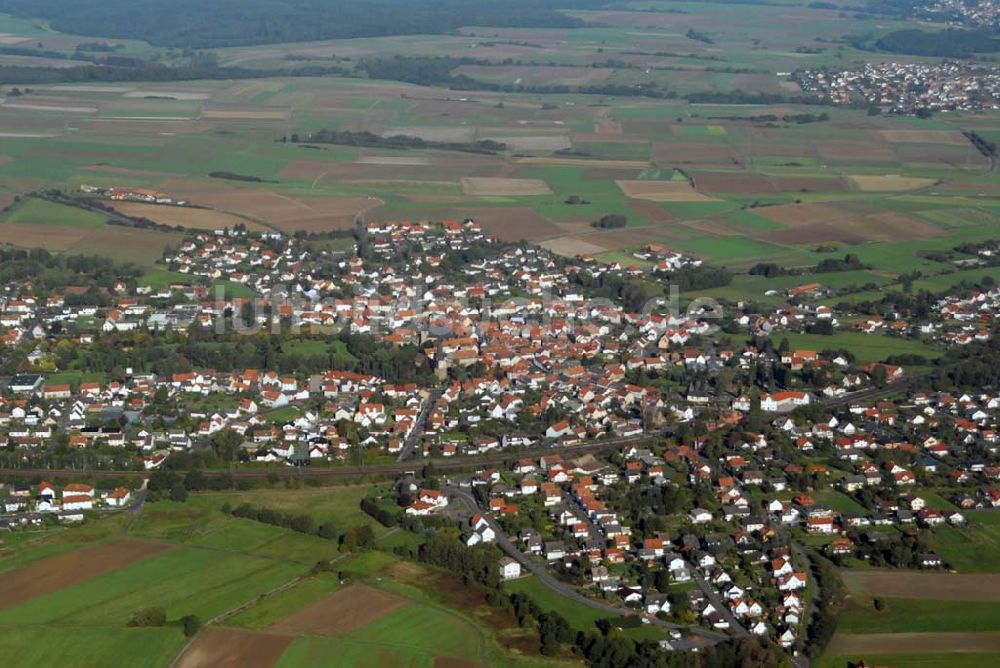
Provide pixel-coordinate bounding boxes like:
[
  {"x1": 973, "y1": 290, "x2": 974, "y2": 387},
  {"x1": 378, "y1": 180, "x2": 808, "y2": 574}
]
[
  {"x1": 0, "y1": 3, "x2": 993, "y2": 287},
  {"x1": 0, "y1": 480, "x2": 559, "y2": 668},
  {"x1": 824, "y1": 548, "x2": 1000, "y2": 667},
  {"x1": 0, "y1": 2, "x2": 999, "y2": 667},
  {"x1": 0, "y1": 79, "x2": 995, "y2": 281}
]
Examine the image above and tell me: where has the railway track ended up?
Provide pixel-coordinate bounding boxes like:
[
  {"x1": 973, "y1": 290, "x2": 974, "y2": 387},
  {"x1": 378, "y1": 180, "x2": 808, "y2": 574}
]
[{"x1": 0, "y1": 435, "x2": 645, "y2": 480}]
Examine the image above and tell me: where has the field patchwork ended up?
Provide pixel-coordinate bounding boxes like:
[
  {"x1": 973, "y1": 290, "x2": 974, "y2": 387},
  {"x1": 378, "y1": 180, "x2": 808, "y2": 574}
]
[{"x1": 616, "y1": 180, "x2": 716, "y2": 202}]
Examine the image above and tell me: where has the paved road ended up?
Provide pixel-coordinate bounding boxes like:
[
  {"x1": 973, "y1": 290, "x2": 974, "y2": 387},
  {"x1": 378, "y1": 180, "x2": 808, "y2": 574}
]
[
  {"x1": 445, "y1": 486, "x2": 730, "y2": 649},
  {"x1": 691, "y1": 567, "x2": 748, "y2": 640},
  {"x1": 397, "y1": 388, "x2": 442, "y2": 462},
  {"x1": 789, "y1": 542, "x2": 823, "y2": 668}
]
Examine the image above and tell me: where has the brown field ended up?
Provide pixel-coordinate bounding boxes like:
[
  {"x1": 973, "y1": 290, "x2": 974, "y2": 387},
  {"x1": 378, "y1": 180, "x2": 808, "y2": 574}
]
[
  {"x1": 842, "y1": 570, "x2": 1000, "y2": 601},
  {"x1": 785, "y1": 216, "x2": 937, "y2": 244},
  {"x1": 0, "y1": 222, "x2": 91, "y2": 251},
  {"x1": 2, "y1": 96, "x2": 99, "y2": 113},
  {"x1": 828, "y1": 631, "x2": 1000, "y2": 655},
  {"x1": 456, "y1": 207, "x2": 560, "y2": 242},
  {"x1": 620, "y1": 119, "x2": 676, "y2": 136},
  {"x1": 269, "y1": 583, "x2": 406, "y2": 636},
  {"x1": 435, "y1": 658, "x2": 482, "y2": 668},
  {"x1": 200, "y1": 109, "x2": 288, "y2": 120},
  {"x1": 594, "y1": 120, "x2": 623, "y2": 135},
  {"x1": 70, "y1": 225, "x2": 187, "y2": 263},
  {"x1": 3, "y1": 102, "x2": 97, "y2": 113},
  {"x1": 157, "y1": 181, "x2": 382, "y2": 233},
  {"x1": 518, "y1": 157, "x2": 649, "y2": 168},
  {"x1": 540, "y1": 236, "x2": 609, "y2": 257},
  {"x1": 177, "y1": 627, "x2": 293, "y2": 668},
  {"x1": 752, "y1": 203, "x2": 944, "y2": 245},
  {"x1": 78, "y1": 118, "x2": 216, "y2": 136},
  {"x1": 693, "y1": 172, "x2": 775, "y2": 194},
  {"x1": 356, "y1": 156, "x2": 430, "y2": 166},
  {"x1": 939, "y1": 180, "x2": 1000, "y2": 194},
  {"x1": 755, "y1": 202, "x2": 845, "y2": 226},
  {"x1": 0, "y1": 34, "x2": 30, "y2": 45},
  {"x1": 584, "y1": 224, "x2": 693, "y2": 250},
  {"x1": 461, "y1": 177, "x2": 552, "y2": 196},
  {"x1": 0, "y1": 538, "x2": 171, "y2": 611},
  {"x1": 879, "y1": 129, "x2": 969, "y2": 145},
  {"x1": 629, "y1": 200, "x2": 676, "y2": 223},
  {"x1": 815, "y1": 139, "x2": 896, "y2": 162},
  {"x1": 617, "y1": 180, "x2": 716, "y2": 202},
  {"x1": 893, "y1": 142, "x2": 985, "y2": 166},
  {"x1": 652, "y1": 142, "x2": 743, "y2": 167},
  {"x1": 850, "y1": 175, "x2": 937, "y2": 191},
  {"x1": 107, "y1": 202, "x2": 270, "y2": 232},
  {"x1": 480, "y1": 135, "x2": 570, "y2": 152},
  {"x1": 769, "y1": 175, "x2": 849, "y2": 192}
]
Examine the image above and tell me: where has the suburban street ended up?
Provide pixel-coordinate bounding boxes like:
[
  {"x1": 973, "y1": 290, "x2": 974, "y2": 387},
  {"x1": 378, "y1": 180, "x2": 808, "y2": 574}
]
[
  {"x1": 446, "y1": 485, "x2": 732, "y2": 650},
  {"x1": 397, "y1": 388, "x2": 442, "y2": 462}
]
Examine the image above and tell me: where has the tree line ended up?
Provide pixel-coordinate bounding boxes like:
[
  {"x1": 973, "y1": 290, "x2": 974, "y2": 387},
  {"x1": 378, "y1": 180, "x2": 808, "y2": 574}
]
[
  {"x1": 290, "y1": 128, "x2": 506, "y2": 155},
  {"x1": 0, "y1": 0, "x2": 600, "y2": 49}
]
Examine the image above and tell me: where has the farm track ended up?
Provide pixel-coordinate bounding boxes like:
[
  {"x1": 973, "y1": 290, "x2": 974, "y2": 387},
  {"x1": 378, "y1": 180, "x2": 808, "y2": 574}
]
[{"x1": 168, "y1": 549, "x2": 352, "y2": 668}]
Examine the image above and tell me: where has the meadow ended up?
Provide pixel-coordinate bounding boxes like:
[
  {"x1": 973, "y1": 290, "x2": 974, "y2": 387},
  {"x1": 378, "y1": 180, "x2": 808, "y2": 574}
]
[
  {"x1": 0, "y1": 480, "x2": 562, "y2": 668},
  {"x1": 926, "y1": 511, "x2": 1000, "y2": 573}
]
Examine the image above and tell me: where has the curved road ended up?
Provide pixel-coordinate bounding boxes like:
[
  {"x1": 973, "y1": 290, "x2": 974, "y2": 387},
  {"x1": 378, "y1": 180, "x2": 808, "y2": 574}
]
[{"x1": 445, "y1": 486, "x2": 731, "y2": 649}]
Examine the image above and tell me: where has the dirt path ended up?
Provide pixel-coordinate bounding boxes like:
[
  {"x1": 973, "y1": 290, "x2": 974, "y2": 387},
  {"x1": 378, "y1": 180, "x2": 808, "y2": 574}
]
[{"x1": 169, "y1": 550, "x2": 353, "y2": 668}]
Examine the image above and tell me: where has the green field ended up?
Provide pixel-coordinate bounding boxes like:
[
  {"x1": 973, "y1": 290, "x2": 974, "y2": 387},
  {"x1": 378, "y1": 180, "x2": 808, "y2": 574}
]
[
  {"x1": 1, "y1": 197, "x2": 106, "y2": 228},
  {"x1": 928, "y1": 512, "x2": 1000, "y2": 573},
  {"x1": 0, "y1": 547, "x2": 304, "y2": 626},
  {"x1": 183, "y1": 483, "x2": 391, "y2": 535},
  {"x1": 771, "y1": 332, "x2": 943, "y2": 364},
  {"x1": 0, "y1": 515, "x2": 130, "y2": 575},
  {"x1": 838, "y1": 598, "x2": 1000, "y2": 634},
  {"x1": 504, "y1": 575, "x2": 610, "y2": 632},
  {"x1": 0, "y1": 626, "x2": 185, "y2": 668},
  {"x1": 222, "y1": 572, "x2": 343, "y2": 630},
  {"x1": 812, "y1": 489, "x2": 868, "y2": 516}
]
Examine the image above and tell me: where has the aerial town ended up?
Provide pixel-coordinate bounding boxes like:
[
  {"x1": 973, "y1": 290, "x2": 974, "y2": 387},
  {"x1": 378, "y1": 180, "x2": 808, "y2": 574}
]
[
  {"x1": 793, "y1": 60, "x2": 1000, "y2": 114},
  {"x1": 2, "y1": 215, "x2": 998, "y2": 662},
  {"x1": 1, "y1": 1, "x2": 1000, "y2": 666}
]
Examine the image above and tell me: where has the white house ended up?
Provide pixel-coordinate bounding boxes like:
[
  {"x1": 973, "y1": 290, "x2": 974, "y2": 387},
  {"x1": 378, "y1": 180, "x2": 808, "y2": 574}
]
[
  {"x1": 689, "y1": 508, "x2": 712, "y2": 524},
  {"x1": 499, "y1": 557, "x2": 522, "y2": 580}
]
